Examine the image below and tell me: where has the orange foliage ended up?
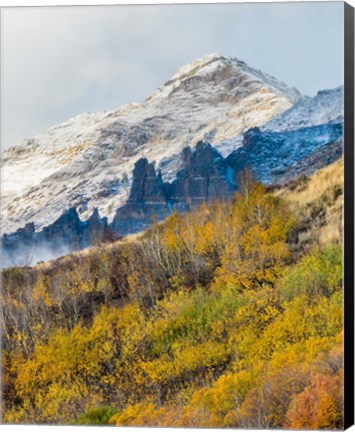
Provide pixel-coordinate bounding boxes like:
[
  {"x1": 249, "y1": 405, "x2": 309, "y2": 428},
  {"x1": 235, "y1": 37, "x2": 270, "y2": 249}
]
[{"x1": 285, "y1": 369, "x2": 343, "y2": 429}]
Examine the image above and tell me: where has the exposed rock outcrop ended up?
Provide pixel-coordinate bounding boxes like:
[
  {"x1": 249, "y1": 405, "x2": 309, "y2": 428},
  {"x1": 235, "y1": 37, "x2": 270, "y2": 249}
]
[
  {"x1": 226, "y1": 122, "x2": 343, "y2": 184},
  {"x1": 112, "y1": 158, "x2": 168, "y2": 234},
  {"x1": 169, "y1": 143, "x2": 234, "y2": 211},
  {"x1": 112, "y1": 142, "x2": 237, "y2": 234},
  {"x1": 1, "y1": 207, "x2": 110, "y2": 267}
]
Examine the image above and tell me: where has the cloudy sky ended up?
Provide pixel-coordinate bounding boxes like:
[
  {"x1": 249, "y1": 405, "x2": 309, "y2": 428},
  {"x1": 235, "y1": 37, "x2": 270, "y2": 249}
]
[{"x1": 1, "y1": 2, "x2": 344, "y2": 149}]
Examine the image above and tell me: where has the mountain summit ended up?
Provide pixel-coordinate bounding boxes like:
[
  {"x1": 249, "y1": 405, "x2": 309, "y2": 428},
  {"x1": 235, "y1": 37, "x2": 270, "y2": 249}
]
[
  {"x1": 148, "y1": 53, "x2": 300, "y2": 106},
  {"x1": 2, "y1": 54, "x2": 302, "y2": 235}
]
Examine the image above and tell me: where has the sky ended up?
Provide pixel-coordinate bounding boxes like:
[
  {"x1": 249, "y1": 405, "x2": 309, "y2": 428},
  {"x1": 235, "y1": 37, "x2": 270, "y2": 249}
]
[{"x1": 1, "y1": 2, "x2": 344, "y2": 150}]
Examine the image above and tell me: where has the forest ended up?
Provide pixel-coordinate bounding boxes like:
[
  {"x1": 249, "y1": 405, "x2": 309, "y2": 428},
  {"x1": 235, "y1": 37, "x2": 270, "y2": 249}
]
[{"x1": 1, "y1": 162, "x2": 344, "y2": 428}]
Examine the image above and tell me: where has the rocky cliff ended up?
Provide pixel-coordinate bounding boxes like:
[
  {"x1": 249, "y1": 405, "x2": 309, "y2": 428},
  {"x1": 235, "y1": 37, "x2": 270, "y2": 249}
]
[
  {"x1": 2, "y1": 207, "x2": 111, "y2": 267},
  {"x1": 112, "y1": 142, "x2": 236, "y2": 234}
]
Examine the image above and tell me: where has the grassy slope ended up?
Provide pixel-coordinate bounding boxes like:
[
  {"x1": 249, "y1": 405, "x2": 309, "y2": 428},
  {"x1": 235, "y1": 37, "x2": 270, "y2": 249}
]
[{"x1": 277, "y1": 158, "x2": 343, "y2": 246}]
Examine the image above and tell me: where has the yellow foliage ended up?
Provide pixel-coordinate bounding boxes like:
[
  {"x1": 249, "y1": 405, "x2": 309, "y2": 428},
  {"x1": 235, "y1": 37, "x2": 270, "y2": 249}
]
[
  {"x1": 110, "y1": 402, "x2": 164, "y2": 426},
  {"x1": 2, "y1": 181, "x2": 343, "y2": 428}
]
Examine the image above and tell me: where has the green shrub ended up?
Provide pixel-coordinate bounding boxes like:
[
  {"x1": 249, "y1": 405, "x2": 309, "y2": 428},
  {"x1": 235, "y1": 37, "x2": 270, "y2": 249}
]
[
  {"x1": 279, "y1": 244, "x2": 342, "y2": 301},
  {"x1": 78, "y1": 406, "x2": 117, "y2": 425}
]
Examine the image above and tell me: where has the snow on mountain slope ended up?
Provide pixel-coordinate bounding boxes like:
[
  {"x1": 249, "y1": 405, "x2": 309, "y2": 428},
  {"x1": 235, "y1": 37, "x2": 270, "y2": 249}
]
[
  {"x1": 262, "y1": 85, "x2": 344, "y2": 132},
  {"x1": 216, "y1": 85, "x2": 344, "y2": 156},
  {"x1": 1, "y1": 53, "x2": 301, "y2": 234}
]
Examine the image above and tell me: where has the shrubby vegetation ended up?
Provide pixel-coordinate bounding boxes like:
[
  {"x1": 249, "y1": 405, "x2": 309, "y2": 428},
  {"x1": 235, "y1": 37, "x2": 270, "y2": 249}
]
[{"x1": 1, "y1": 179, "x2": 343, "y2": 428}]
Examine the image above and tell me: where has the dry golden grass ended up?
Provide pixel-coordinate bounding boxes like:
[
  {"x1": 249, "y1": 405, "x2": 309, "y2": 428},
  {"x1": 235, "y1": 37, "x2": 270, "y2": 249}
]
[
  {"x1": 278, "y1": 159, "x2": 343, "y2": 206},
  {"x1": 277, "y1": 159, "x2": 343, "y2": 247}
]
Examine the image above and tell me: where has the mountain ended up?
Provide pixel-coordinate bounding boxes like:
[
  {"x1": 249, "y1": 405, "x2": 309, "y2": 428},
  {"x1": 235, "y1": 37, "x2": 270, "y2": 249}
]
[
  {"x1": 1, "y1": 54, "x2": 300, "y2": 236},
  {"x1": 1, "y1": 54, "x2": 343, "y2": 267}
]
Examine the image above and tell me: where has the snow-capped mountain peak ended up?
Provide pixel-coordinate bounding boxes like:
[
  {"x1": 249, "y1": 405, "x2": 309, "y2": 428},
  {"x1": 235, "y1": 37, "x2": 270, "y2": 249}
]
[
  {"x1": 0, "y1": 53, "x2": 311, "y2": 237},
  {"x1": 147, "y1": 53, "x2": 301, "y2": 105}
]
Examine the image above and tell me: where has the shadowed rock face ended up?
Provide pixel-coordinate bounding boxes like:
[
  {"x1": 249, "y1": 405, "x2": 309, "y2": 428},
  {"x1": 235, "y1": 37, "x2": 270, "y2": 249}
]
[
  {"x1": 112, "y1": 142, "x2": 236, "y2": 234},
  {"x1": 226, "y1": 122, "x2": 343, "y2": 184},
  {"x1": 169, "y1": 143, "x2": 234, "y2": 211},
  {"x1": 112, "y1": 158, "x2": 168, "y2": 234},
  {"x1": 1, "y1": 119, "x2": 343, "y2": 267},
  {"x1": 1, "y1": 207, "x2": 110, "y2": 267}
]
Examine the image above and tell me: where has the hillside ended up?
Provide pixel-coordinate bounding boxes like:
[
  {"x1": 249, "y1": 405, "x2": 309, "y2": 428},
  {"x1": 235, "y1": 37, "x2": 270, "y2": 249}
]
[{"x1": 1, "y1": 160, "x2": 344, "y2": 427}]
